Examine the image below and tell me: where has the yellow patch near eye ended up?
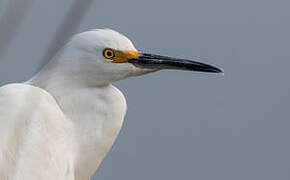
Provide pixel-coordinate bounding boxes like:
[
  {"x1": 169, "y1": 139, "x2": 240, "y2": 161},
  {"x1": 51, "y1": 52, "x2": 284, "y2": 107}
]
[
  {"x1": 103, "y1": 48, "x2": 139, "y2": 63},
  {"x1": 103, "y1": 48, "x2": 115, "y2": 59}
]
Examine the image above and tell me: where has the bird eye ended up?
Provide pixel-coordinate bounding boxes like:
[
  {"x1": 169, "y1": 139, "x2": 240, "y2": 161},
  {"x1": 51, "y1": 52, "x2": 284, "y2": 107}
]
[{"x1": 103, "y1": 48, "x2": 115, "y2": 59}]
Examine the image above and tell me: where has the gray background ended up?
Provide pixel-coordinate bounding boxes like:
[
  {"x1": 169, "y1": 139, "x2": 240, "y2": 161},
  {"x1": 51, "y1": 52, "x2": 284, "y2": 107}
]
[{"x1": 1, "y1": 0, "x2": 290, "y2": 180}]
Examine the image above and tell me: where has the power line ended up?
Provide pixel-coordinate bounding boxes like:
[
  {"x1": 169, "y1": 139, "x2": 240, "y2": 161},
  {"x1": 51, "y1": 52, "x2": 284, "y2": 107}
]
[
  {"x1": 0, "y1": 0, "x2": 34, "y2": 59},
  {"x1": 37, "y1": 0, "x2": 94, "y2": 71}
]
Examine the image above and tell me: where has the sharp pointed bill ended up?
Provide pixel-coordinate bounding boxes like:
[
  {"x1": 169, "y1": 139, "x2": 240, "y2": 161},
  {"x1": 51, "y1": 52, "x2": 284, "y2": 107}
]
[
  {"x1": 128, "y1": 53, "x2": 223, "y2": 73},
  {"x1": 0, "y1": 29, "x2": 225, "y2": 179}
]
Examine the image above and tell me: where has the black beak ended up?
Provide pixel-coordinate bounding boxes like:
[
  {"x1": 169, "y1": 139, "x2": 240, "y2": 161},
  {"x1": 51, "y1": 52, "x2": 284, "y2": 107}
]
[{"x1": 128, "y1": 53, "x2": 223, "y2": 73}]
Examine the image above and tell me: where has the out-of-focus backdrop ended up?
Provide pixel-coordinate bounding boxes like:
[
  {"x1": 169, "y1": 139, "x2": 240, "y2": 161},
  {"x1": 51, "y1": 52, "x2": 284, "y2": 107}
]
[{"x1": 0, "y1": 0, "x2": 289, "y2": 180}]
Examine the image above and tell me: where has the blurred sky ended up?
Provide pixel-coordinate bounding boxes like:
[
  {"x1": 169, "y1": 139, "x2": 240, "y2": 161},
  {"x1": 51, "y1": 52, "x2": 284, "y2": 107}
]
[{"x1": 0, "y1": 0, "x2": 290, "y2": 180}]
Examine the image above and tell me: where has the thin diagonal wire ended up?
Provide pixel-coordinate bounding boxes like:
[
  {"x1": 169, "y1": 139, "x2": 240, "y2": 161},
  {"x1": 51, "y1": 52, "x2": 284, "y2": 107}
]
[
  {"x1": 0, "y1": 0, "x2": 34, "y2": 60},
  {"x1": 37, "y1": 0, "x2": 94, "y2": 71}
]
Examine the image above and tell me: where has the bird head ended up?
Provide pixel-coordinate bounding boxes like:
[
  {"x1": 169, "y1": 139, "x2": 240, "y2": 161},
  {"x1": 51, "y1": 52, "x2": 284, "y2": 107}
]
[{"x1": 49, "y1": 29, "x2": 223, "y2": 86}]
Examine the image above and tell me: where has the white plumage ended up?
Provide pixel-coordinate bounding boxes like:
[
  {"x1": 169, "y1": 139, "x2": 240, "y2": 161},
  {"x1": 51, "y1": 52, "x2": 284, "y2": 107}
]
[
  {"x1": 0, "y1": 29, "x2": 222, "y2": 180},
  {"x1": 0, "y1": 29, "x2": 145, "y2": 180}
]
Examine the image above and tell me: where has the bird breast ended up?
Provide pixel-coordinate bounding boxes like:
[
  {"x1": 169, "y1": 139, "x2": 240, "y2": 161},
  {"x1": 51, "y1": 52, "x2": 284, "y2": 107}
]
[{"x1": 53, "y1": 84, "x2": 127, "y2": 179}]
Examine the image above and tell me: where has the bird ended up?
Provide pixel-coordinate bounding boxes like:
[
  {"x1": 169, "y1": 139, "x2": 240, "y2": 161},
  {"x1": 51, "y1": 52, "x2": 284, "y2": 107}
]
[{"x1": 0, "y1": 29, "x2": 223, "y2": 180}]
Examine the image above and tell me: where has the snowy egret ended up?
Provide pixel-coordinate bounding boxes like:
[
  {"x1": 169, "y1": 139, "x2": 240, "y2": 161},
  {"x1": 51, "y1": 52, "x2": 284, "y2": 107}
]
[{"x1": 0, "y1": 29, "x2": 223, "y2": 180}]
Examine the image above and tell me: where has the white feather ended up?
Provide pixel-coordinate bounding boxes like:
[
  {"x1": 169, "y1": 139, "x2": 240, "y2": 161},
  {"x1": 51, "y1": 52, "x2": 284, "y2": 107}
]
[{"x1": 0, "y1": 29, "x2": 150, "y2": 180}]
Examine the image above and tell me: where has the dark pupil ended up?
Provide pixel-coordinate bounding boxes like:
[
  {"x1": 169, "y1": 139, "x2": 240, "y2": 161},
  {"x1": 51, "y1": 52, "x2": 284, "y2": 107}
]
[{"x1": 107, "y1": 51, "x2": 112, "y2": 57}]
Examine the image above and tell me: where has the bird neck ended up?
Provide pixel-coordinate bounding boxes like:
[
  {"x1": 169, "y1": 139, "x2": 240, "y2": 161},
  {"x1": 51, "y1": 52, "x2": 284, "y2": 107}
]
[
  {"x1": 29, "y1": 59, "x2": 109, "y2": 89},
  {"x1": 28, "y1": 66, "x2": 127, "y2": 179}
]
